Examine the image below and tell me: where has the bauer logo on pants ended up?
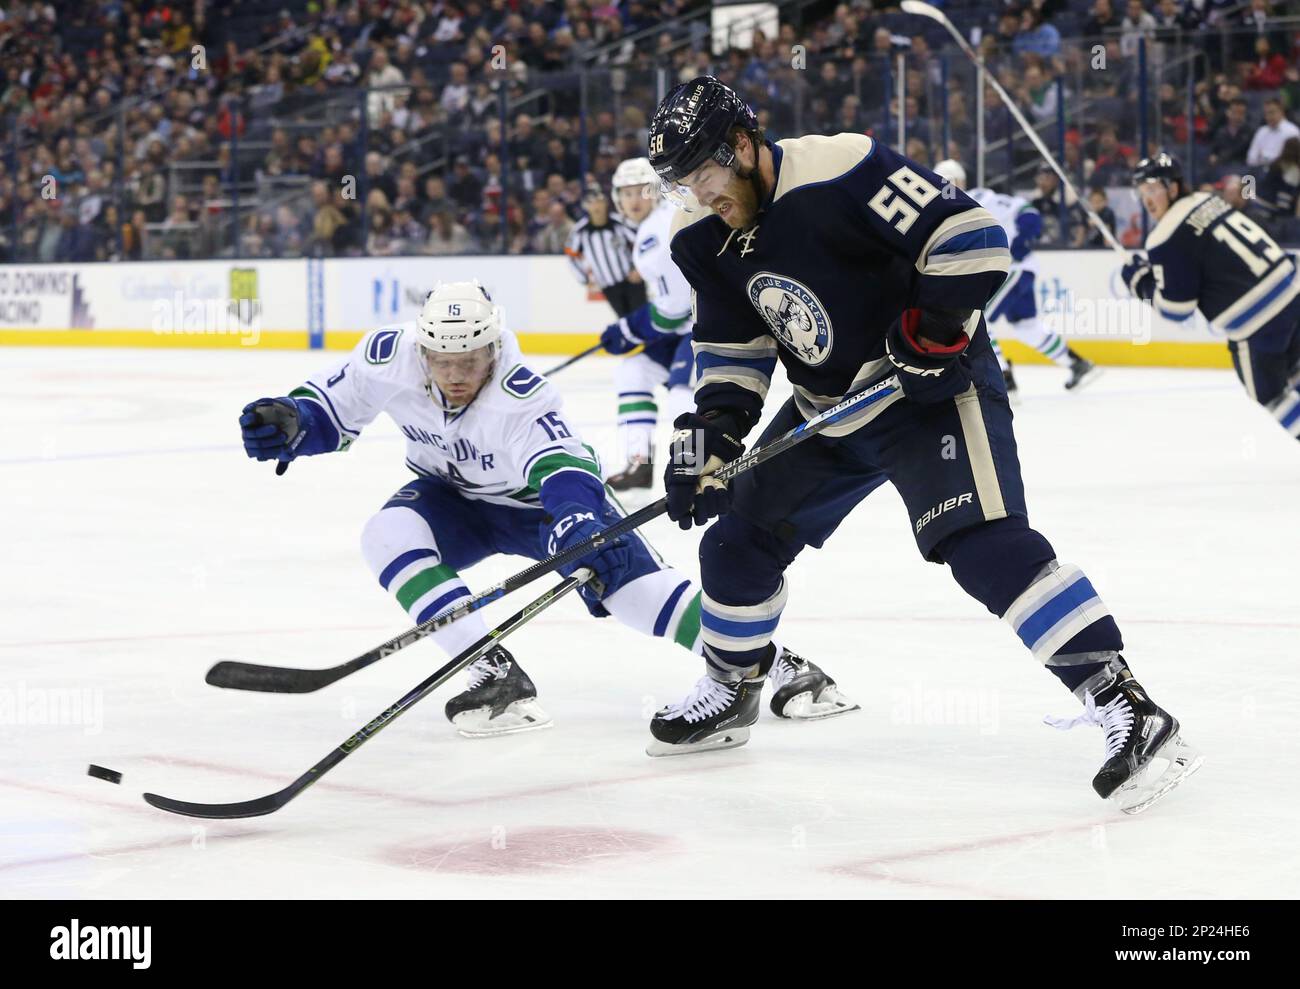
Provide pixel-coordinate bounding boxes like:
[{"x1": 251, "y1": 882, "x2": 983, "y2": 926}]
[{"x1": 915, "y1": 492, "x2": 973, "y2": 534}]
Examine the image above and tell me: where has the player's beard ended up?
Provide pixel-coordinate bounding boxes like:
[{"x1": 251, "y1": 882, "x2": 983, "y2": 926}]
[{"x1": 712, "y1": 170, "x2": 762, "y2": 230}]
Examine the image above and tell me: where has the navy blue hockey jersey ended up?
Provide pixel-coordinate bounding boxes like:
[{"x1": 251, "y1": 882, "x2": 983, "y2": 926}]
[
  {"x1": 1145, "y1": 190, "x2": 1300, "y2": 342},
  {"x1": 669, "y1": 134, "x2": 1010, "y2": 435}
]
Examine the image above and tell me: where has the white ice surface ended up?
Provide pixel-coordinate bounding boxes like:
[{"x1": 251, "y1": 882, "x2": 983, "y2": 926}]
[{"x1": 2, "y1": 347, "x2": 1298, "y2": 899}]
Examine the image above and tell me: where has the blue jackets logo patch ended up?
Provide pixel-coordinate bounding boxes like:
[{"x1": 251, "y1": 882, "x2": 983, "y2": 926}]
[{"x1": 747, "y1": 274, "x2": 833, "y2": 366}]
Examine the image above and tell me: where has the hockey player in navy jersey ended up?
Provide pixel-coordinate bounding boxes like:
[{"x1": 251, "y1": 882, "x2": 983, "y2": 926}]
[
  {"x1": 1123, "y1": 152, "x2": 1300, "y2": 442},
  {"x1": 643, "y1": 77, "x2": 1201, "y2": 813}
]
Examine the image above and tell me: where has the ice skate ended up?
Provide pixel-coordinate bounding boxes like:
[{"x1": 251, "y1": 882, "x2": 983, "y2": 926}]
[
  {"x1": 606, "y1": 456, "x2": 654, "y2": 491},
  {"x1": 1065, "y1": 350, "x2": 1102, "y2": 391},
  {"x1": 445, "y1": 645, "x2": 553, "y2": 738},
  {"x1": 1002, "y1": 365, "x2": 1021, "y2": 404},
  {"x1": 1046, "y1": 663, "x2": 1202, "y2": 814},
  {"x1": 646, "y1": 669, "x2": 766, "y2": 756},
  {"x1": 766, "y1": 648, "x2": 858, "y2": 720}
]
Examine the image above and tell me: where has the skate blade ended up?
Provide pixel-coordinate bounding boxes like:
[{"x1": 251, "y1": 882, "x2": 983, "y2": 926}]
[
  {"x1": 451, "y1": 699, "x2": 554, "y2": 739},
  {"x1": 1067, "y1": 365, "x2": 1104, "y2": 392},
  {"x1": 1114, "y1": 734, "x2": 1204, "y2": 815},
  {"x1": 645, "y1": 726, "x2": 750, "y2": 757},
  {"x1": 775, "y1": 687, "x2": 861, "y2": 721}
]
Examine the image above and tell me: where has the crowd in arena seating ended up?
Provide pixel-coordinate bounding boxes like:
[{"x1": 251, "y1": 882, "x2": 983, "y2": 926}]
[{"x1": 2, "y1": 0, "x2": 1300, "y2": 263}]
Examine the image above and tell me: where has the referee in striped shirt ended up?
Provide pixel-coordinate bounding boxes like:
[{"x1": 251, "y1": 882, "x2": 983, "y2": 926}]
[{"x1": 566, "y1": 183, "x2": 646, "y2": 318}]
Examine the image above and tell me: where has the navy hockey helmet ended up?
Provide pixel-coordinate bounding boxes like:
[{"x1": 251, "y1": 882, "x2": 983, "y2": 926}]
[
  {"x1": 1133, "y1": 152, "x2": 1184, "y2": 198},
  {"x1": 648, "y1": 76, "x2": 759, "y2": 193}
]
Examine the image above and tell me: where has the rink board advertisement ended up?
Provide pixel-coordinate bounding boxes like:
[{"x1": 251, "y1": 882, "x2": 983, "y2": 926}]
[
  {"x1": 0, "y1": 252, "x2": 1235, "y2": 366},
  {"x1": 0, "y1": 260, "x2": 308, "y2": 349},
  {"x1": 321, "y1": 256, "x2": 610, "y2": 352}
]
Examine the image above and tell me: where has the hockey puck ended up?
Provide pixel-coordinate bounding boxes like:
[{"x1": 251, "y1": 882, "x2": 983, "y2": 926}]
[{"x1": 87, "y1": 764, "x2": 122, "y2": 785}]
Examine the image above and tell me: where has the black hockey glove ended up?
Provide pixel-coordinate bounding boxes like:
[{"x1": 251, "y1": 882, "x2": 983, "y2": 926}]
[
  {"x1": 1122, "y1": 254, "x2": 1155, "y2": 302},
  {"x1": 663, "y1": 411, "x2": 746, "y2": 530},
  {"x1": 240, "y1": 398, "x2": 306, "y2": 475},
  {"x1": 884, "y1": 306, "x2": 973, "y2": 405}
]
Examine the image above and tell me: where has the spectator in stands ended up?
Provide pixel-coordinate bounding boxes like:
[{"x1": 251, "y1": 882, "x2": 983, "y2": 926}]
[
  {"x1": 1021, "y1": 62, "x2": 1060, "y2": 124},
  {"x1": 366, "y1": 206, "x2": 397, "y2": 256},
  {"x1": 1154, "y1": 0, "x2": 1193, "y2": 34},
  {"x1": 1085, "y1": 0, "x2": 1123, "y2": 38},
  {"x1": 1244, "y1": 36, "x2": 1288, "y2": 91},
  {"x1": 1089, "y1": 124, "x2": 1134, "y2": 185},
  {"x1": 1119, "y1": 0, "x2": 1158, "y2": 57},
  {"x1": 366, "y1": 46, "x2": 408, "y2": 125},
  {"x1": 1247, "y1": 99, "x2": 1300, "y2": 167},
  {"x1": 364, "y1": 151, "x2": 398, "y2": 204},
  {"x1": 1253, "y1": 137, "x2": 1300, "y2": 231},
  {"x1": 308, "y1": 180, "x2": 349, "y2": 257},
  {"x1": 124, "y1": 209, "x2": 148, "y2": 261},
  {"x1": 1081, "y1": 188, "x2": 1119, "y2": 249},
  {"x1": 1032, "y1": 165, "x2": 1081, "y2": 246},
  {"x1": 1158, "y1": 80, "x2": 1208, "y2": 145},
  {"x1": 1209, "y1": 98, "x2": 1254, "y2": 172},
  {"x1": 427, "y1": 205, "x2": 479, "y2": 255},
  {"x1": 531, "y1": 201, "x2": 575, "y2": 254},
  {"x1": 157, "y1": 194, "x2": 197, "y2": 260},
  {"x1": 1014, "y1": 7, "x2": 1062, "y2": 59}
]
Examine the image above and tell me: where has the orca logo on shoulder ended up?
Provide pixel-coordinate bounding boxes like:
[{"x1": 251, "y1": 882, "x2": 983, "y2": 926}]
[{"x1": 746, "y1": 274, "x2": 833, "y2": 366}]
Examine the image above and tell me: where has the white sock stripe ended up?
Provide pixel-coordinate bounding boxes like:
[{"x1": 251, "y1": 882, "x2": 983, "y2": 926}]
[
  {"x1": 701, "y1": 628, "x2": 778, "y2": 652},
  {"x1": 387, "y1": 557, "x2": 442, "y2": 595},
  {"x1": 701, "y1": 579, "x2": 788, "y2": 621}
]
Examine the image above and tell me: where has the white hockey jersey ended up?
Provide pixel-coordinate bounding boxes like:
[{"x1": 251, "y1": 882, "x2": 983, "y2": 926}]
[
  {"x1": 290, "y1": 326, "x2": 601, "y2": 509},
  {"x1": 969, "y1": 188, "x2": 1040, "y2": 274},
  {"x1": 632, "y1": 200, "x2": 694, "y2": 335}
]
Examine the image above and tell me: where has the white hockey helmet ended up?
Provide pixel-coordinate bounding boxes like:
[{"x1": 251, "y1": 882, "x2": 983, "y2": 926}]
[
  {"x1": 932, "y1": 158, "x2": 967, "y2": 190},
  {"x1": 415, "y1": 279, "x2": 502, "y2": 354},
  {"x1": 611, "y1": 156, "x2": 661, "y2": 210},
  {"x1": 612, "y1": 156, "x2": 660, "y2": 191}
]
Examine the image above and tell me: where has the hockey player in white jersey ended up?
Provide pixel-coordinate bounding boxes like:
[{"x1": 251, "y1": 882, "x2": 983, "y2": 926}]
[
  {"x1": 600, "y1": 157, "x2": 697, "y2": 490},
  {"x1": 1124, "y1": 152, "x2": 1300, "y2": 442},
  {"x1": 238, "y1": 281, "x2": 855, "y2": 738},
  {"x1": 933, "y1": 160, "x2": 1100, "y2": 398}
]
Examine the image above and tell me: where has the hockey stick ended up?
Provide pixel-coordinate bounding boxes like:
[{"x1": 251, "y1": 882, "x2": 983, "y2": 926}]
[
  {"x1": 542, "y1": 342, "x2": 604, "y2": 376},
  {"x1": 901, "y1": 0, "x2": 1126, "y2": 255},
  {"x1": 205, "y1": 373, "x2": 902, "y2": 693},
  {"x1": 144, "y1": 570, "x2": 593, "y2": 819}
]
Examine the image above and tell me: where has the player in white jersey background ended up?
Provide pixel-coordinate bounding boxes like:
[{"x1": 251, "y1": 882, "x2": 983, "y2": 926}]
[
  {"x1": 932, "y1": 160, "x2": 1100, "y2": 399},
  {"x1": 238, "y1": 280, "x2": 854, "y2": 739},
  {"x1": 1123, "y1": 152, "x2": 1300, "y2": 443},
  {"x1": 598, "y1": 157, "x2": 697, "y2": 491}
]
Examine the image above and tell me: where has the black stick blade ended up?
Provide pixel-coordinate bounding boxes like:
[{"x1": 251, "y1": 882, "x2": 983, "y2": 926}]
[
  {"x1": 143, "y1": 788, "x2": 293, "y2": 819},
  {"x1": 205, "y1": 660, "x2": 340, "y2": 693}
]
